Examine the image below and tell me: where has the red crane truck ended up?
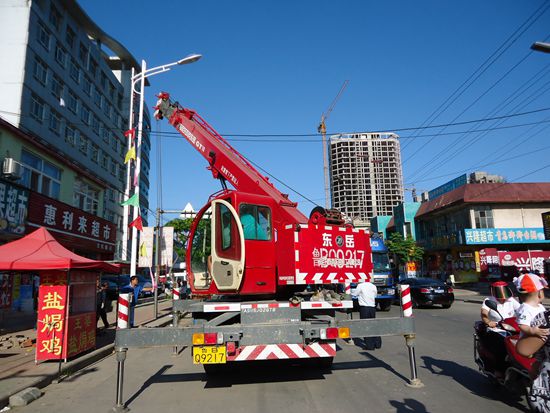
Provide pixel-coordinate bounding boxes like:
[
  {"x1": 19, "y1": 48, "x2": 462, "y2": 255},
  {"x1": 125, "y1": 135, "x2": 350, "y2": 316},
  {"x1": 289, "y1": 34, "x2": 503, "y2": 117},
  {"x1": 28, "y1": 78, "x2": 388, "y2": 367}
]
[{"x1": 112, "y1": 93, "x2": 420, "y2": 411}]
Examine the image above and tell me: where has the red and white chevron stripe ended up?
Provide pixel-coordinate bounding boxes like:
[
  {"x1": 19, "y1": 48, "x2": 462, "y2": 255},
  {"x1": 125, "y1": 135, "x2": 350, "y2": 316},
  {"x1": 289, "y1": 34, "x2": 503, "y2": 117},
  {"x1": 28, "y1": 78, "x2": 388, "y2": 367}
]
[
  {"x1": 228, "y1": 342, "x2": 336, "y2": 361},
  {"x1": 295, "y1": 271, "x2": 371, "y2": 285},
  {"x1": 399, "y1": 284, "x2": 413, "y2": 317},
  {"x1": 117, "y1": 293, "x2": 131, "y2": 329},
  {"x1": 202, "y1": 300, "x2": 353, "y2": 312},
  {"x1": 173, "y1": 288, "x2": 181, "y2": 300}
]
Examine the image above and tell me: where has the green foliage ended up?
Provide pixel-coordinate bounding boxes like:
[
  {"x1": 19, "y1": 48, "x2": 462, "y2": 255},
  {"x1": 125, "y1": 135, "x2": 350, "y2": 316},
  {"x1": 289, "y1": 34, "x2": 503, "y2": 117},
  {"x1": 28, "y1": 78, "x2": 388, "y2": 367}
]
[
  {"x1": 165, "y1": 217, "x2": 211, "y2": 264},
  {"x1": 386, "y1": 232, "x2": 424, "y2": 263}
]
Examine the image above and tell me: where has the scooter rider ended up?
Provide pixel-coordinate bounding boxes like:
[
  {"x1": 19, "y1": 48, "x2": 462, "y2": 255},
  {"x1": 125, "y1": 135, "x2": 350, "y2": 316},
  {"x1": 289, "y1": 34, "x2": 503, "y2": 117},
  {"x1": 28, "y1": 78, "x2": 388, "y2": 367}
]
[
  {"x1": 479, "y1": 281, "x2": 520, "y2": 373},
  {"x1": 481, "y1": 281, "x2": 520, "y2": 329}
]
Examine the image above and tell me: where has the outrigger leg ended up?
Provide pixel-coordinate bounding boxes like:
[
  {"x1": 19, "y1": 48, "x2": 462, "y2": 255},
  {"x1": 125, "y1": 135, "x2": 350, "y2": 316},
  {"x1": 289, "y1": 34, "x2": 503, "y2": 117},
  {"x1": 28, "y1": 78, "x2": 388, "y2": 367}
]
[
  {"x1": 112, "y1": 347, "x2": 129, "y2": 412},
  {"x1": 404, "y1": 333, "x2": 423, "y2": 388}
]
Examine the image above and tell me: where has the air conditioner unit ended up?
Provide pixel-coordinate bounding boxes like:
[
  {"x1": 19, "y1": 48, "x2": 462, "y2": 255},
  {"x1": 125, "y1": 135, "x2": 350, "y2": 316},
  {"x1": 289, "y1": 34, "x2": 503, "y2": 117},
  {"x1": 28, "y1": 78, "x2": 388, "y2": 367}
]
[{"x1": 2, "y1": 158, "x2": 22, "y2": 180}]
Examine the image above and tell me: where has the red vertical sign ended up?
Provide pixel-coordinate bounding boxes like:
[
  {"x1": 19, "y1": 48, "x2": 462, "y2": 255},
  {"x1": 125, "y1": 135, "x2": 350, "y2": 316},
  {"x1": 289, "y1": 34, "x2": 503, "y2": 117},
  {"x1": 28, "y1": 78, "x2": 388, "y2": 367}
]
[
  {"x1": 36, "y1": 285, "x2": 67, "y2": 361},
  {"x1": 64, "y1": 312, "x2": 96, "y2": 358}
]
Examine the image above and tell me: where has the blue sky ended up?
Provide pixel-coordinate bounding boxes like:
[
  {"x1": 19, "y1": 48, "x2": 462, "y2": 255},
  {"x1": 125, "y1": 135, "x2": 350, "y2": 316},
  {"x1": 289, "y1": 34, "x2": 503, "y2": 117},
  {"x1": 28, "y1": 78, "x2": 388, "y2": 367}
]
[{"x1": 79, "y1": 0, "x2": 550, "y2": 223}]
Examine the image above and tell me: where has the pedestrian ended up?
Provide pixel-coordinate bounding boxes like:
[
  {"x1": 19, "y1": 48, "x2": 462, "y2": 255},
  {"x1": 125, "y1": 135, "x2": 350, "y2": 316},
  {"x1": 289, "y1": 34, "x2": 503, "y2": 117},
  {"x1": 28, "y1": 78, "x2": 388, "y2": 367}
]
[
  {"x1": 96, "y1": 279, "x2": 109, "y2": 331},
  {"x1": 124, "y1": 275, "x2": 153, "y2": 328},
  {"x1": 351, "y1": 279, "x2": 381, "y2": 350}
]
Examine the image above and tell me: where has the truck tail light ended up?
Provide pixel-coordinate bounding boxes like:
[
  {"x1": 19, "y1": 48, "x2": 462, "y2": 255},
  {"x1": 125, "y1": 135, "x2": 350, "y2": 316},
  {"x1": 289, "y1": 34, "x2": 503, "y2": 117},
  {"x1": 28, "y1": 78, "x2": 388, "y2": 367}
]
[
  {"x1": 204, "y1": 332, "x2": 223, "y2": 345},
  {"x1": 420, "y1": 288, "x2": 431, "y2": 293},
  {"x1": 320, "y1": 328, "x2": 339, "y2": 340},
  {"x1": 193, "y1": 333, "x2": 223, "y2": 345},
  {"x1": 192, "y1": 333, "x2": 204, "y2": 345},
  {"x1": 338, "y1": 327, "x2": 350, "y2": 339},
  {"x1": 226, "y1": 341, "x2": 236, "y2": 355}
]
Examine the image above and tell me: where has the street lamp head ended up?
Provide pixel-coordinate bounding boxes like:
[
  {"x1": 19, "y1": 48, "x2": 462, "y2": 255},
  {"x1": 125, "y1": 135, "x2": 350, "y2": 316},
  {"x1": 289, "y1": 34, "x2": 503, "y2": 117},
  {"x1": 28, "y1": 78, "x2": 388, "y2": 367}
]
[
  {"x1": 531, "y1": 42, "x2": 550, "y2": 54},
  {"x1": 177, "y1": 54, "x2": 202, "y2": 65}
]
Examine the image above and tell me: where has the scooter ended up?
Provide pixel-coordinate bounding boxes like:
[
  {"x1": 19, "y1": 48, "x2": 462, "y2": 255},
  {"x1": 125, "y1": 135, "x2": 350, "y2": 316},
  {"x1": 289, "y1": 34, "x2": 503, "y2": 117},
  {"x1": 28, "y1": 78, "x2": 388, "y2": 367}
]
[{"x1": 474, "y1": 300, "x2": 536, "y2": 395}]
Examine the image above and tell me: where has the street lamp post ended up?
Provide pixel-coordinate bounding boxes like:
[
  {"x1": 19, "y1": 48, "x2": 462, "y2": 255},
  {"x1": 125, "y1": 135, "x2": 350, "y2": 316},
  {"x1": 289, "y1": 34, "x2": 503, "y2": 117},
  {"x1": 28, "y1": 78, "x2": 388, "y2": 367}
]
[
  {"x1": 531, "y1": 42, "x2": 550, "y2": 54},
  {"x1": 121, "y1": 54, "x2": 202, "y2": 281}
]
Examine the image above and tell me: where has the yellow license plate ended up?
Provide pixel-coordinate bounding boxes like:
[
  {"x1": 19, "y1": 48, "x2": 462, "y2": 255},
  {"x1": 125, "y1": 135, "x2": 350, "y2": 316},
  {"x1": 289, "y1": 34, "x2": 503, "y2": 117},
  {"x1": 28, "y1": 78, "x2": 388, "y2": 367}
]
[{"x1": 192, "y1": 346, "x2": 227, "y2": 364}]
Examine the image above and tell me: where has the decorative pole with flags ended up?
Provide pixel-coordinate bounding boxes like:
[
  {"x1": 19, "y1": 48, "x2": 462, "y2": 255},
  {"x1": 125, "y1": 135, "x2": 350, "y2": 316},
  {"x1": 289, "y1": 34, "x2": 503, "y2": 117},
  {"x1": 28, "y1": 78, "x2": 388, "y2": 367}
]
[{"x1": 120, "y1": 55, "x2": 202, "y2": 278}]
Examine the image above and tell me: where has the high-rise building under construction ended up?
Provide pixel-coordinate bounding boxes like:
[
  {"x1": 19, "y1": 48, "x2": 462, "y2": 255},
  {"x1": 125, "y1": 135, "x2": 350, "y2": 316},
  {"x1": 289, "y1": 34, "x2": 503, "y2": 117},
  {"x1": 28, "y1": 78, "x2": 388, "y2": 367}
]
[{"x1": 329, "y1": 133, "x2": 404, "y2": 226}]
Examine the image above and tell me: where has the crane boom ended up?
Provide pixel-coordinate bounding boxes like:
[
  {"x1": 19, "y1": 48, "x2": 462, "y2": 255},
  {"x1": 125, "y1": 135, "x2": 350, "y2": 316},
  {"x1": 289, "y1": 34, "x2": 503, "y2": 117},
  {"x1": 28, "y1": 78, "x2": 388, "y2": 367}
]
[
  {"x1": 318, "y1": 80, "x2": 349, "y2": 208},
  {"x1": 154, "y1": 92, "x2": 307, "y2": 224}
]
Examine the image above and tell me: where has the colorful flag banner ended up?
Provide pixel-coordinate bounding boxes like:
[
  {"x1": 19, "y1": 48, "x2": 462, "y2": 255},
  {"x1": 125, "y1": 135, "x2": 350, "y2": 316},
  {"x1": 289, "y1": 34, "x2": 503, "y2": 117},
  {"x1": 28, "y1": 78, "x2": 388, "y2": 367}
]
[
  {"x1": 133, "y1": 169, "x2": 139, "y2": 187},
  {"x1": 139, "y1": 242, "x2": 147, "y2": 257},
  {"x1": 120, "y1": 193, "x2": 139, "y2": 207},
  {"x1": 124, "y1": 128, "x2": 135, "y2": 139},
  {"x1": 124, "y1": 146, "x2": 136, "y2": 164},
  {"x1": 129, "y1": 216, "x2": 143, "y2": 231}
]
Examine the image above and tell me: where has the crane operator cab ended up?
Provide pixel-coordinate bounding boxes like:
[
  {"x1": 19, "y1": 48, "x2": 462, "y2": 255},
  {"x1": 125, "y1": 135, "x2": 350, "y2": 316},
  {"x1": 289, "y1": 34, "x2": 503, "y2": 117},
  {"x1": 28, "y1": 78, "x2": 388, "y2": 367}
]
[{"x1": 188, "y1": 199, "x2": 245, "y2": 292}]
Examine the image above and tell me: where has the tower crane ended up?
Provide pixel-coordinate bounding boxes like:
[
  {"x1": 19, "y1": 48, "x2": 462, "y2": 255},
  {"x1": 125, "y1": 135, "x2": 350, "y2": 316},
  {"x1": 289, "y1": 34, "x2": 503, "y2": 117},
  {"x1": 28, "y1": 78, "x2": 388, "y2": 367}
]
[{"x1": 318, "y1": 80, "x2": 349, "y2": 208}]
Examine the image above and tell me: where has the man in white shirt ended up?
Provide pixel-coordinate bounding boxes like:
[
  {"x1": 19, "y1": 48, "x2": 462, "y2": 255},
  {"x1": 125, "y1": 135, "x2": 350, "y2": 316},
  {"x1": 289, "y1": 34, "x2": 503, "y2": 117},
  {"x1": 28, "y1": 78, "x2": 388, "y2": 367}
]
[{"x1": 352, "y1": 280, "x2": 381, "y2": 350}]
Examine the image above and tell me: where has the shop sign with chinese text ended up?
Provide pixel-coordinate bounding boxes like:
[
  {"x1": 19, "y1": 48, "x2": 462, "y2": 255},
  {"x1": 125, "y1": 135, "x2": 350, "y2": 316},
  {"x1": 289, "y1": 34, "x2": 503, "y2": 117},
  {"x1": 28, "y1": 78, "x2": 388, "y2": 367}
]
[
  {"x1": 36, "y1": 285, "x2": 67, "y2": 361},
  {"x1": 498, "y1": 251, "x2": 550, "y2": 275},
  {"x1": 464, "y1": 228, "x2": 549, "y2": 245},
  {"x1": 65, "y1": 312, "x2": 95, "y2": 358},
  {"x1": 27, "y1": 192, "x2": 116, "y2": 253},
  {"x1": 0, "y1": 180, "x2": 28, "y2": 236}
]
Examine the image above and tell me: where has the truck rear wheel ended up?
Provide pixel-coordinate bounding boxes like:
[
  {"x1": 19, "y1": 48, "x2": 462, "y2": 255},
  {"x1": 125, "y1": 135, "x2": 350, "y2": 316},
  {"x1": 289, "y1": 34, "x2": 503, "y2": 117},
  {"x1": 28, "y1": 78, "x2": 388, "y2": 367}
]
[{"x1": 378, "y1": 301, "x2": 392, "y2": 312}]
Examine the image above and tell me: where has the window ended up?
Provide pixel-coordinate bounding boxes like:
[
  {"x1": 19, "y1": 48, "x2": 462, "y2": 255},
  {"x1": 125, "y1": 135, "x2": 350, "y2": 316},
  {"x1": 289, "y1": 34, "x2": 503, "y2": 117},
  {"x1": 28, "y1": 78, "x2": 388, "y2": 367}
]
[
  {"x1": 54, "y1": 43, "x2": 66, "y2": 67},
  {"x1": 111, "y1": 136, "x2": 119, "y2": 152},
  {"x1": 49, "y1": 5, "x2": 62, "y2": 30},
  {"x1": 102, "y1": 127, "x2": 110, "y2": 143},
  {"x1": 67, "y1": 90, "x2": 78, "y2": 113},
  {"x1": 110, "y1": 161, "x2": 117, "y2": 177},
  {"x1": 93, "y1": 87, "x2": 101, "y2": 107},
  {"x1": 30, "y1": 95, "x2": 45, "y2": 122},
  {"x1": 91, "y1": 144, "x2": 99, "y2": 163},
  {"x1": 37, "y1": 23, "x2": 50, "y2": 50},
  {"x1": 80, "y1": 105, "x2": 90, "y2": 125},
  {"x1": 103, "y1": 101, "x2": 111, "y2": 118},
  {"x1": 79, "y1": 42, "x2": 88, "y2": 64},
  {"x1": 88, "y1": 58, "x2": 97, "y2": 79},
  {"x1": 239, "y1": 204, "x2": 271, "y2": 240},
  {"x1": 49, "y1": 110, "x2": 61, "y2": 135},
  {"x1": 73, "y1": 179, "x2": 99, "y2": 214},
  {"x1": 473, "y1": 206, "x2": 494, "y2": 229},
  {"x1": 101, "y1": 154, "x2": 108, "y2": 169},
  {"x1": 50, "y1": 75, "x2": 63, "y2": 99},
  {"x1": 82, "y1": 76, "x2": 91, "y2": 95},
  {"x1": 33, "y1": 57, "x2": 48, "y2": 85},
  {"x1": 20, "y1": 150, "x2": 61, "y2": 199},
  {"x1": 65, "y1": 125, "x2": 76, "y2": 146},
  {"x1": 70, "y1": 59, "x2": 80, "y2": 83},
  {"x1": 100, "y1": 72, "x2": 107, "y2": 90},
  {"x1": 79, "y1": 135, "x2": 88, "y2": 155},
  {"x1": 92, "y1": 116, "x2": 100, "y2": 135},
  {"x1": 65, "y1": 26, "x2": 75, "y2": 49}
]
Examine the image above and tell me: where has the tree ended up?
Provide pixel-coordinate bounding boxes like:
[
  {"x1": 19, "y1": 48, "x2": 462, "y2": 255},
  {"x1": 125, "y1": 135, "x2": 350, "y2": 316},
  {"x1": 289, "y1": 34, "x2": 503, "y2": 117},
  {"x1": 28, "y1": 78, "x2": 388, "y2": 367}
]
[
  {"x1": 165, "y1": 217, "x2": 211, "y2": 264},
  {"x1": 386, "y1": 232, "x2": 424, "y2": 264}
]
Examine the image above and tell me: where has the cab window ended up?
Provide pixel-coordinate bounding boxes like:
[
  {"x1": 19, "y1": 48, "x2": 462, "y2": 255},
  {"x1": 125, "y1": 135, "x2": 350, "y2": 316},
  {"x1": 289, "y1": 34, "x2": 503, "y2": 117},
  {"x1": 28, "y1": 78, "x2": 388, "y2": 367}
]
[{"x1": 239, "y1": 204, "x2": 271, "y2": 241}]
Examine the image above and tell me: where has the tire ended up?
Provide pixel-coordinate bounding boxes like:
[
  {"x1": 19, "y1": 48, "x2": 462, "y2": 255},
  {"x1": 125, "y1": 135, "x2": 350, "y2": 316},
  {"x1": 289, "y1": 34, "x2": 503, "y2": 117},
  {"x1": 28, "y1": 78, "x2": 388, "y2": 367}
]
[
  {"x1": 379, "y1": 301, "x2": 392, "y2": 312},
  {"x1": 442, "y1": 303, "x2": 452, "y2": 309}
]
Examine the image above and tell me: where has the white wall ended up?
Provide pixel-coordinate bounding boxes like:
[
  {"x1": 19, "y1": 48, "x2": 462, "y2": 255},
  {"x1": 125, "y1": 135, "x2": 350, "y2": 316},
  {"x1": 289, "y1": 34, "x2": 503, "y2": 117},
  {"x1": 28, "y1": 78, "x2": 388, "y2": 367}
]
[
  {"x1": 0, "y1": 1, "x2": 30, "y2": 126},
  {"x1": 492, "y1": 205, "x2": 550, "y2": 228}
]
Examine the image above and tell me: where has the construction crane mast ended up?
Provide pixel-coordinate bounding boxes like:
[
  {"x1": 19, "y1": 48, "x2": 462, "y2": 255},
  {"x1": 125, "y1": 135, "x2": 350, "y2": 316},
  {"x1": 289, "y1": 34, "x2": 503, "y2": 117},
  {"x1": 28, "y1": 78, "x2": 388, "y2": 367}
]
[{"x1": 318, "y1": 80, "x2": 349, "y2": 209}]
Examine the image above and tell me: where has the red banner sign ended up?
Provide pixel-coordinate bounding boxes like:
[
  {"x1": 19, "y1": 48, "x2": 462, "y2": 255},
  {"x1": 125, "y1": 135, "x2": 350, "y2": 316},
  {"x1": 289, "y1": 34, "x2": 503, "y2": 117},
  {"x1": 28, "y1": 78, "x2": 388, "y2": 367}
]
[
  {"x1": 498, "y1": 251, "x2": 550, "y2": 275},
  {"x1": 36, "y1": 285, "x2": 67, "y2": 361},
  {"x1": 64, "y1": 312, "x2": 95, "y2": 359},
  {"x1": 27, "y1": 192, "x2": 116, "y2": 254}
]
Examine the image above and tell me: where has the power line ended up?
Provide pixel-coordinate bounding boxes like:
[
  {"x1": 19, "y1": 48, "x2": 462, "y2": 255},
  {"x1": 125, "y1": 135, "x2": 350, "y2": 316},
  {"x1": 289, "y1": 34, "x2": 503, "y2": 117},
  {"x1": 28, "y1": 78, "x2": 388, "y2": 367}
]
[
  {"x1": 408, "y1": 63, "x2": 550, "y2": 183},
  {"x1": 401, "y1": 1, "x2": 550, "y2": 151}
]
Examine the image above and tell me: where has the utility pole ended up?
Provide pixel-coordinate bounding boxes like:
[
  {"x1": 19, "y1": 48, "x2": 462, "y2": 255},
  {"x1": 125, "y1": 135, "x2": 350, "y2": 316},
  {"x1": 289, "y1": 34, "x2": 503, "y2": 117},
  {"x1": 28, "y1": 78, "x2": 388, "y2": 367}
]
[{"x1": 154, "y1": 208, "x2": 161, "y2": 319}]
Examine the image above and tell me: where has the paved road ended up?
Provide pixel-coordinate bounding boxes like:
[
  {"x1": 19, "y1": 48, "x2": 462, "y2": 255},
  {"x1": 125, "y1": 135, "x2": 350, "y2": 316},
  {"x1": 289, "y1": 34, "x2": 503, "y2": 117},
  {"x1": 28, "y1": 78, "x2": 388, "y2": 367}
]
[{"x1": 17, "y1": 301, "x2": 529, "y2": 413}]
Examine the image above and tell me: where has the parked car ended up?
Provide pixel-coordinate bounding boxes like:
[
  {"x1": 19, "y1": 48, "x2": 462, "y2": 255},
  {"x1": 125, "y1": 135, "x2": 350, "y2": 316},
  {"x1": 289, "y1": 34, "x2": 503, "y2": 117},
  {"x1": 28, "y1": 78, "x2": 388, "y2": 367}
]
[{"x1": 398, "y1": 277, "x2": 454, "y2": 309}]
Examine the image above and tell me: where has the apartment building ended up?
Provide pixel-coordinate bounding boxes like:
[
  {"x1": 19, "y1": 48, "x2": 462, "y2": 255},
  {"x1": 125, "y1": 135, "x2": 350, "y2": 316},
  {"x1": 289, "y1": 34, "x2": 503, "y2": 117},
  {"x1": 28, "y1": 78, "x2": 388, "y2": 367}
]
[
  {"x1": 0, "y1": 0, "x2": 151, "y2": 258},
  {"x1": 329, "y1": 132, "x2": 404, "y2": 225}
]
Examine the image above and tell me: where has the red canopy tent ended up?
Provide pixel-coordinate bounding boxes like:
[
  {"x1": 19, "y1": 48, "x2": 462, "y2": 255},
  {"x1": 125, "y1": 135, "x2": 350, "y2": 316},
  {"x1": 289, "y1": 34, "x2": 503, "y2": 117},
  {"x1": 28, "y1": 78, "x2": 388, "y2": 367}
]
[{"x1": 0, "y1": 227, "x2": 118, "y2": 272}]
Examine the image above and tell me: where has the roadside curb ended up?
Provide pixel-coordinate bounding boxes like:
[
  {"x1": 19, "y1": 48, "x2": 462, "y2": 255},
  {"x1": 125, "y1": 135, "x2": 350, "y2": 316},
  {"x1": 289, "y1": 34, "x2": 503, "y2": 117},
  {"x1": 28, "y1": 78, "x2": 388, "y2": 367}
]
[{"x1": 0, "y1": 314, "x2": 173, "y2": 409}]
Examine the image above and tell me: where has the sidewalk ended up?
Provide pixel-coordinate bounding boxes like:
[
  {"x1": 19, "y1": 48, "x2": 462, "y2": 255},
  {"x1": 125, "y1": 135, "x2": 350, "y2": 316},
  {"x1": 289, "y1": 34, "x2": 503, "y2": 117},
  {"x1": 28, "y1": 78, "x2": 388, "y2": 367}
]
[{"x1": 0, "y1": 299, "x2": 175, "y2": 409}]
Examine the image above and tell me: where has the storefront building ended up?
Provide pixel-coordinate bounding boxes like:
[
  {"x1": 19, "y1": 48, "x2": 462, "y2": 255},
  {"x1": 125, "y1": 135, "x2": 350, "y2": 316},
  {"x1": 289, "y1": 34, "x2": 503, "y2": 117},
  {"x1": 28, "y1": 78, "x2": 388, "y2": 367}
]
[{"x1": 414, "y1": 183, "x2": 550, "y2": 283}]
